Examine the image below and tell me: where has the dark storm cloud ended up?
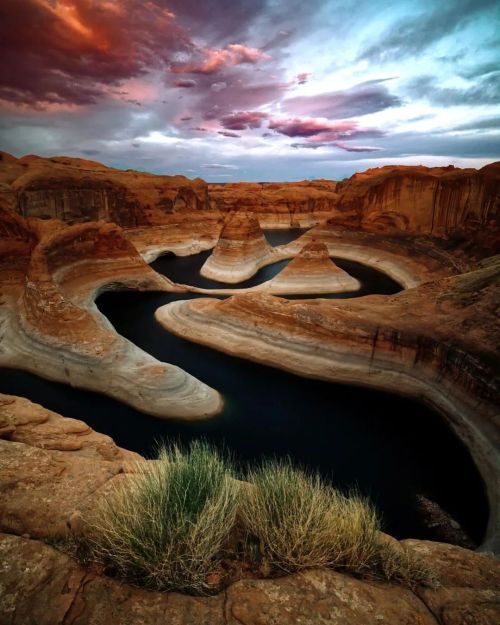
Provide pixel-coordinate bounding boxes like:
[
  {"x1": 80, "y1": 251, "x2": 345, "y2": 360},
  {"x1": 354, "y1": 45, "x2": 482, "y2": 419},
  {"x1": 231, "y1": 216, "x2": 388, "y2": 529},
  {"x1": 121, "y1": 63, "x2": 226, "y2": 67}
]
[
  {"x1": 290, "y1": 142, "x2": 382, "y2": 152},
  {"x1": 358, "y1": 0, "x2": 498, "y2": 62},
  {"x1": 283, "y1": 81, "x2": 402, "y2": 119}
]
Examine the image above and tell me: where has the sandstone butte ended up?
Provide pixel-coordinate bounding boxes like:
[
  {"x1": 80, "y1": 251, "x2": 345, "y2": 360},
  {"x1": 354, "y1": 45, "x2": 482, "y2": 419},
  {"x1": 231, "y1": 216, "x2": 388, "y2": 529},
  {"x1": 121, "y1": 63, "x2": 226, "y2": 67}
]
[{"x1": 0, "y1": 150, "x2": 500, "y2": 623}]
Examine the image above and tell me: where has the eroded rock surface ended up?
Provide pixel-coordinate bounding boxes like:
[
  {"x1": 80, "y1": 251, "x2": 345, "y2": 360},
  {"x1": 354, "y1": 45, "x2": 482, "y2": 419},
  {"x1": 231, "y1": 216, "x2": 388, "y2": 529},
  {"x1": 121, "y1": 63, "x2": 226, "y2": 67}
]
[
  {"x1": 200, "y1": 212, "x2": 278, "y2": 283},
  {"x1": 0, "y1": 208, "x2": 222, "y2": 419},
  {"x1": 1, "y1": 533, "x2": 499, "y2": 625}
]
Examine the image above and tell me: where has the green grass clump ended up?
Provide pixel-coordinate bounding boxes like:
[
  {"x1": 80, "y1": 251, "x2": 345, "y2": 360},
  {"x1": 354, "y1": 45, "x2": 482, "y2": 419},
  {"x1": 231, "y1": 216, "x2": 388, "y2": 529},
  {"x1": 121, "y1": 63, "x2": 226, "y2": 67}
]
[
  {"x1": 86, "y1": 441, "x2": 238, "y2": 594},
  {"x1": 240, "y1": 459, "x2": 380, "y2": 573}
]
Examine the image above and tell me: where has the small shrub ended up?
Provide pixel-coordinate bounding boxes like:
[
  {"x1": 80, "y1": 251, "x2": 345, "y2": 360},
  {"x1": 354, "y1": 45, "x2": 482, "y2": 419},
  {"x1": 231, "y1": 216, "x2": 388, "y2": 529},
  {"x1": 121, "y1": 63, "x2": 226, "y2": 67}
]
[
  {"x1": 85, "y1": 441, "x2": 239, "y2": 594},
  {"x1": 240, "y1": 459, "x2": 380, "y2": 573}
]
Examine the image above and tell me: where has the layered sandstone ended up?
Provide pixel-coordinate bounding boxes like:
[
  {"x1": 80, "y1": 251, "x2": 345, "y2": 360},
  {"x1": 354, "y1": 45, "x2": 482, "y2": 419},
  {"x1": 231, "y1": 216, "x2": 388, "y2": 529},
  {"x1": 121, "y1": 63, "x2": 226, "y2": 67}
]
[
  {"x1": 208, "y1": 179, "x2": 342, "y2": 228},
  {"x1": 156, "y1": 258, "x2": 500, "y2": 552},
  {"x1": 335, "y1": 163, "x2": 500, "y2": 241},
  {"x1": 0, "y1": 208, "x2": 222, "y2": 419},
  {"x1": 0, "y1": 151, "x2": 211, "y2": 226},
  {"x1": 261, "y1": 241, "x2": 360, "y2": 294},
  {"x1": 3, "y1": 153, "x2": 498, "y2": 249},
  {"x1": 200, "y1": 212, "x2": 278, "y2": 283}
]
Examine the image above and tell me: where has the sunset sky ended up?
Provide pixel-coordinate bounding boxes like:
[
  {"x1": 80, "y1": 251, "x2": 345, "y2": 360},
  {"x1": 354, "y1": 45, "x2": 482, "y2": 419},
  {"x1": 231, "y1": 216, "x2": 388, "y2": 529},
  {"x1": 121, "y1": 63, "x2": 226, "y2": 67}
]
[{"x1": 0, "y1": 0, "x2": 499, "y2": 181}]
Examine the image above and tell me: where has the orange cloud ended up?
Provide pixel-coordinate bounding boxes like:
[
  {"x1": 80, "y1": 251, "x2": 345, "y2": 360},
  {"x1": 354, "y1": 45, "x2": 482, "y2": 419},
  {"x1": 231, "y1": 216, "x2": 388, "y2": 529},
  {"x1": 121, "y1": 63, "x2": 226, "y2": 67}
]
[{"x1": 171, "y1": 44, "x2": 271, "y2": 75}]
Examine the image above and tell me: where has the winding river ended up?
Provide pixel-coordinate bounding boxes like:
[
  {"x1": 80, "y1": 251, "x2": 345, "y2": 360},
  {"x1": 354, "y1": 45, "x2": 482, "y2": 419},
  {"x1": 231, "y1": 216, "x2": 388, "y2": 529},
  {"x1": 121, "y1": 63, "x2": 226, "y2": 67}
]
[{"x1": 0, "y1": 230, "x2": 488, "y2": 545}]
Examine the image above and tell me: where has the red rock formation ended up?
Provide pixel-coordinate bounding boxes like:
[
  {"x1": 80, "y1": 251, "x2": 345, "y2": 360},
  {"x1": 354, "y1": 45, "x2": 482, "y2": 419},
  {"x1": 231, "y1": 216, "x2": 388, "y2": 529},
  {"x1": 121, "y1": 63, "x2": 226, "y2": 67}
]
[
  {"x1": 335, "y1": 163, "x2": 500, "y2": 240},
  {"x1": 200, "y1": 212, "x2": 277, "y2": 282},
  {"x1": 258, "y1": 241, "x2": 360, "y2": 294},
  {"x1": 2, "y1": 153, "x2": 498, "y2": 248},
  {"x1": 0, "y1": 151, "x2": 211, "y2": 227},
  {"x1": 0, "y1": 208, "x2": 222, "y2": 419},
  {"x1": 208, "y1": 179, "x2": 343, "y2": 227}
]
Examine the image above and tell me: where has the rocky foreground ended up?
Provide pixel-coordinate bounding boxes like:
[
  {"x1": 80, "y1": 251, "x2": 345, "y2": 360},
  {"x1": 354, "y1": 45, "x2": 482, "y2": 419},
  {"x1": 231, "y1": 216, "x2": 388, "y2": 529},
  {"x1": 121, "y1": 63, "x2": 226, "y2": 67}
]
[{"x1": 1, "y1": 394, "x2": 500, "y2": 625}]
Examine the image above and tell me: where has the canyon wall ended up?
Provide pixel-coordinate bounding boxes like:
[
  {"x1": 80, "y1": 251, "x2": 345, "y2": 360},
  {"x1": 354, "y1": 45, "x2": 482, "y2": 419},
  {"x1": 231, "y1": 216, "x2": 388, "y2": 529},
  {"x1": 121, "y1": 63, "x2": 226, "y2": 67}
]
[
  {"x1": 0, "y1": 151, "x2": 211, "y2": 227},
  {"x1": 2, "y1": 152, "x2": 498, "y2": 246}
]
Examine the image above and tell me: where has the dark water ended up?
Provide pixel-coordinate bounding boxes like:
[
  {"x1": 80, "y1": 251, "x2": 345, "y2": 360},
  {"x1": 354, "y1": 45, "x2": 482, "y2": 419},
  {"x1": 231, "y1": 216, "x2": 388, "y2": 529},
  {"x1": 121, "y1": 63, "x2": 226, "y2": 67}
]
[
  {"x1": 151, "y1": 228, "x2": 402, "y2": 297},
  {"x1": 0, "y1": 238, "x2": 488, "y2": 543}
]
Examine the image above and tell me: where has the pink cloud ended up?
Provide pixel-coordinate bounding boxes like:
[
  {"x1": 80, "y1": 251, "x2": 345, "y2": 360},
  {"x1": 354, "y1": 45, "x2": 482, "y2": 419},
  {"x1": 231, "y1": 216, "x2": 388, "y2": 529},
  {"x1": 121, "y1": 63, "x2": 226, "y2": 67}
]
[
  {"x1": 268, "y1": 117, "x2": 358, "y2": 137},
  {"x1": 296, "y1": 72, "x2": 310, "y2": 84},
  {"x1": 220, "y1": 110, "x2": 269, "y2": 130},
  {"x1": 171, "y1": 43, "x2": 270, "y2": 75},
  {"x1": 173, "y1": 79, "x2": 197, "y2": 88}
]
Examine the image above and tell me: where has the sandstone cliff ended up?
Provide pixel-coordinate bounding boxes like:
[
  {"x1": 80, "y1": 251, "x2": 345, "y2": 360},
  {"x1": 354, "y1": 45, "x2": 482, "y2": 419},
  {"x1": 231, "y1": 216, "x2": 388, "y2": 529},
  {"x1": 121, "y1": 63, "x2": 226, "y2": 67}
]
[
  {"x1": 2, "y1": 152, "x2": 498, "y2": 246},
  {"x1": 0, "y1": 151, "x2": 211, "y2": 227},
  {"x1": 0, "y1": 208, "x2": 222, "y2": 419}
]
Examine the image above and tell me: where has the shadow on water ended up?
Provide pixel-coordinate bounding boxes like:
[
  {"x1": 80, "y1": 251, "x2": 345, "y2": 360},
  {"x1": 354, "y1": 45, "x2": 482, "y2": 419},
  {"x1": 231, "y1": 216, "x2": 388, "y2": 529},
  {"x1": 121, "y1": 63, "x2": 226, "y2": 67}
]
[{"x1": 0, "y1": 240, "x2": 488, "y2": 544}]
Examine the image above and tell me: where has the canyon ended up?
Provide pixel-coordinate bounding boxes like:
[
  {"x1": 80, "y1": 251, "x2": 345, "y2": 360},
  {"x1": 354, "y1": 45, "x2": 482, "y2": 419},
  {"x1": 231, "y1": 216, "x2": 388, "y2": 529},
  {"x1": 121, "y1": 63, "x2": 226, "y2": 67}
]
[{"x1": 0, "y1": 151, "x2": 499, "y2": 623}]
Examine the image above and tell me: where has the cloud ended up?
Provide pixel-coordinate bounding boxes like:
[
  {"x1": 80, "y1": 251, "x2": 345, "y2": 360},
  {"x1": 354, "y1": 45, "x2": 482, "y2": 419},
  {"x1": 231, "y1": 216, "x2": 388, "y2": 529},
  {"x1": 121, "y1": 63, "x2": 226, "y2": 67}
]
[
  {"x1": 406, "y1": 73, "x2": 500, "y2": 106},
  {"x1": 290, "y1": 141, "x2": 382, "y2": 152},
  {"x1": 220, "y1": 111, "x2": 269, "y2": 130},
  {"x1": 358, "y1": 0, "x2": 498, "y2": 62},
  {"x1": 201, "y1": 163, "x2": 239, "y2": 169},
  {"x1": 282, "y1": 80, "x2": 402, "y2": 119},
  {"x1": 296, "y1": 72, "x2": 311, "y2": 84},
  {"x1": 218, "y1": 130, "x2": 241, "y2": 138},
  {"x1": 211, "y1": 82, "x2": 227, "y2": 92},
  {"x1": 451, "y1": 117, "x2": 500, "y2": 131},
  {"x1": 170, "y1": 43, "x2": 270, "y2": 75},
  {"x1": 0, "y1": 0, "x2": 192, "y2": 106},
  {"x1": 173, "y1": 79, "x2": 197, "y2": 88},
  {"x1": 268, "y1": 118, "x2": 359, "y2": 137}
]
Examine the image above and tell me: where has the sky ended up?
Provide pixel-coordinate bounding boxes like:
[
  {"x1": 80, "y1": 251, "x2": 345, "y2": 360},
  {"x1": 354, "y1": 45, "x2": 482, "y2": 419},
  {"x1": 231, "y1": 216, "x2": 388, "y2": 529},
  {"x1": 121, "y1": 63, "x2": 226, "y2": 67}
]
[{"x1": 0, "y1": 0, "x2": 499, "y2": 181}]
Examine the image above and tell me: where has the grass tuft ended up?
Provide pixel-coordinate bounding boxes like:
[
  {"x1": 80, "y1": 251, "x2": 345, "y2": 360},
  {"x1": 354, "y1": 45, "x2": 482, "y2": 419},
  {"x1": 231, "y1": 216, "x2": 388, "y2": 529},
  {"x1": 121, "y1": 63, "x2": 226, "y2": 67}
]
[
  {"x1": 85, "y1": 440, "x2": 239, "y2": 594},
  {"x1": 240, "y1": 458, "x2": 380, "y2": 573}
]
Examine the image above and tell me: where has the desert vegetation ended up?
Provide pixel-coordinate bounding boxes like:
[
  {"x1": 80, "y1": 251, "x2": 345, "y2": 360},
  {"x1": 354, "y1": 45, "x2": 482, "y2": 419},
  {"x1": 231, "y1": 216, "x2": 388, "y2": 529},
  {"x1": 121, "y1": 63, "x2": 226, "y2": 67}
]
[{"x1": 81, "y1": 442, "x2": 437, "y2": 594}]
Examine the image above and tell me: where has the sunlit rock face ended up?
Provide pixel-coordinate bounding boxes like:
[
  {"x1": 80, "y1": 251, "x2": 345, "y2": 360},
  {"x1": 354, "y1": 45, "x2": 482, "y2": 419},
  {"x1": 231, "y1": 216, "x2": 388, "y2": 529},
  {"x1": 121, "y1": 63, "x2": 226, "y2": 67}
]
[
  {"x1": 335, "y1": 164, "x2": 500, "y2": 239},
  {"x1": 200, "y1": 211, "x2": 277, "y2": 283},
  {"x1": 0, "y1": 151, "x2": 210, "y2": 227}
]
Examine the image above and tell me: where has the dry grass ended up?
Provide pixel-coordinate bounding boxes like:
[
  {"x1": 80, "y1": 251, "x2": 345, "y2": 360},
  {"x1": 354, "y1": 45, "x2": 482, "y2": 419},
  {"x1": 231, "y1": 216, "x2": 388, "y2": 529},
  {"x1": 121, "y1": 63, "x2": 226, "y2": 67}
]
[
  {"x1": 81, "y1": 448, "x2": 436, "y2": 593},
  {"x1": 85, "y1": 441, "x2": 239, "y2": 594},
  {"x1": 240, "y1": 459, "x2": 380, "y2": 573}
]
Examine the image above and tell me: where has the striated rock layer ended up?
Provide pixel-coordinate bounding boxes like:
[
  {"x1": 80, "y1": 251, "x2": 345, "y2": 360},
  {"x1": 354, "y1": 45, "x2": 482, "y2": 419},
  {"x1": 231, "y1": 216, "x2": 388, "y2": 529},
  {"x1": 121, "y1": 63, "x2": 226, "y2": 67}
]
[
  {"x1": 0, "y1": 208, "x2": 222, "y2": 419},
  {"x1": 3, "y1": 153, "x2": 498, "y2": 249},
  {"x1": 200, "y1": 212, "x2": 279, "y2": 283},
  {"x1": 156, "y1": 258, "x2": 500, "y2": 552},
  {"x1": 1, "y1": 393, "x2": 499, "y2": 624},
  {"x1": 235, "y1": 241, "x2": 361, "y2": 295}
]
